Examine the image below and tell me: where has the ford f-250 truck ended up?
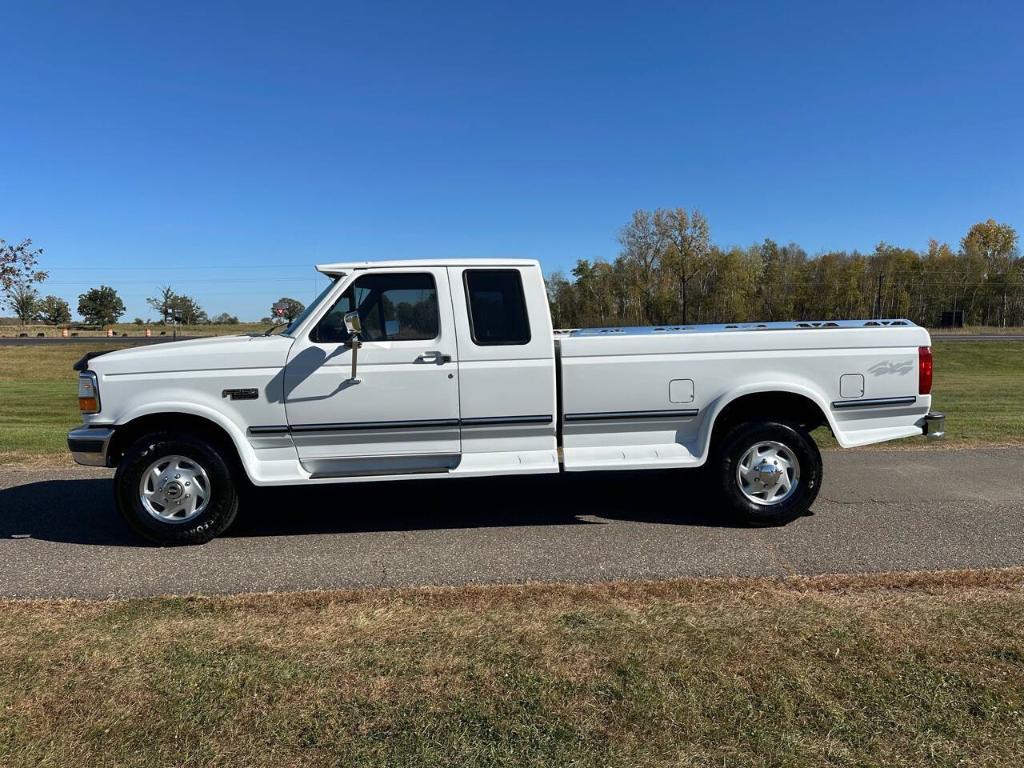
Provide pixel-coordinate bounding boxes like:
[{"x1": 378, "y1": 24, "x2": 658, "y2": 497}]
[{"x1": 68, "y1": 259, "x2": 944, "y2": 544}]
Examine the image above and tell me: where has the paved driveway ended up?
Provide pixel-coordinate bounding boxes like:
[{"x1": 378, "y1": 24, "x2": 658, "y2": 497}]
[{"x1": 0, "y1": 447, "x2": 1020, "y2": 598}]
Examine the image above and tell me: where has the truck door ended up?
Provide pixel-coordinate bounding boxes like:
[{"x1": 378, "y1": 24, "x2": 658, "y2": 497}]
[
  {"x1": 282, "y1": 267, "x2": 461, "y2": 477},
  {"x1": 447, "y1": 265, "x2": 558, "y2": 472}
]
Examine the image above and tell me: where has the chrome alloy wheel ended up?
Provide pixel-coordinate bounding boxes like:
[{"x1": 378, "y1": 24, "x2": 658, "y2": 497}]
[
  {"x1": 736, "y1": 440, "x2": 800, "y2": 506},
  {"x1": 138, "y1": 455, "x2": 211, "y2": 523}
]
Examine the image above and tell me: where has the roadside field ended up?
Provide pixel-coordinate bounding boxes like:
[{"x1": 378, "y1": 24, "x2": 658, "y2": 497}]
[
  {"x1": 0, "y1": 342, "x2": 135, "y2": 460},
  {"x1": 929, "y1": 325, "x2": 1024, "y2": 336},
  {"x1": 0, "y1": 322, "x2": 267, "y2": 339},
  {"x1": 925, "y1": 340, "x2": 1024, "y2": 442},
  {"x1": 1, "y1": 569, "x2": 1022, "y2": 767},
  {"x1": 1, "y1": 341, "x2": 1021, "y2": 463}
]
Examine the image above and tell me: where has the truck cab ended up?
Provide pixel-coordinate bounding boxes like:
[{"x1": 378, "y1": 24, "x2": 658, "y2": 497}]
[{"x1": 68, "y1": 259, "x2": 943, "y2": 544}]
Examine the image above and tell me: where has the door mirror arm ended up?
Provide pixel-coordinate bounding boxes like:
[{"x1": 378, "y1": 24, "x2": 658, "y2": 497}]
[
  {"x1": 343, "y1": 311, "x2": 363, "y2": 383},
  {"x1": 347, "y1": 333, "x2": 362, "y2": 383}
]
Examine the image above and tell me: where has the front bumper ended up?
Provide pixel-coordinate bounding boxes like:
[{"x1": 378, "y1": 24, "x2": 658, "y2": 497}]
[
  {"x1": 921, "y1": 411, "x2": 945, "y2": 439},
  {"x1": 67, "y1": 426, "x2": 115, "y2": 467}
]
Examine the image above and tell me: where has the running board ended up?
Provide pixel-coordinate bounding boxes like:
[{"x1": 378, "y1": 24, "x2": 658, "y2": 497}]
[{"x1": 304, "y1": 453, "x2": 461, "y2": 479}]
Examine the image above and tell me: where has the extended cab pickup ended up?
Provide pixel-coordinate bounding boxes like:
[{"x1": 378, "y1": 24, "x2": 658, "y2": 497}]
[{"x1": 68, "y1": 259, "x2": 945, "y2": 544}]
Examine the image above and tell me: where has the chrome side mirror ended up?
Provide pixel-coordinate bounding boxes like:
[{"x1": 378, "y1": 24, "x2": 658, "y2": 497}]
[
  {"x1": 343, "y1": 311, "x2": 361, "y2": 336},
  {"x1": 343, "y1": 311, "x2": 362, "y2": 382}
]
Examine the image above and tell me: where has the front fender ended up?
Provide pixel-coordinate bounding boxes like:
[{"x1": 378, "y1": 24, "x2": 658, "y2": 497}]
[{"x1": 113, "y1": 400, "x2": 262, "y2": 479}]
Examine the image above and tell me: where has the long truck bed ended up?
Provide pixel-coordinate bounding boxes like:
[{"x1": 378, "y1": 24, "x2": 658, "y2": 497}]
[{"x1": 554, "y1": 319, "x2": 933, "y2": 471}]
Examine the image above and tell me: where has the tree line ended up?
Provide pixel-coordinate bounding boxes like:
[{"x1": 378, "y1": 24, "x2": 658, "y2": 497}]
[
  {"x1": 1, "y1": 239, "x2": 307, "y2": 326},
  {"x1": 5, "y1": 216, "x2": 1023, "y2": 329},
  {"x1": 547, "y1": 211, "x2": 1022, "y2": 329}
]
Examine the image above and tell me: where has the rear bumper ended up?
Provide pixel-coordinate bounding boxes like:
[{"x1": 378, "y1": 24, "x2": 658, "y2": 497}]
[
  {"x1": 920, "y1": 411, "x2": 945, "y2": 439},
  {"x1": 67, "y1": 426, "x2": 115, "y2": 467}
]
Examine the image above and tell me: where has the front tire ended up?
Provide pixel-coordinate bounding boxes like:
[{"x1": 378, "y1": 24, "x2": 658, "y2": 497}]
[
  {"x1": 713, "y1": 420, "x2": 822, "y2": 526},
  {"x1": 114, "y1": 431, "x2": 239, "y2": 545}
]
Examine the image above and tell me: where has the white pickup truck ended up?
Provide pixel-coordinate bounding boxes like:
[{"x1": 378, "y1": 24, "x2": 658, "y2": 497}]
[{"x1": 68, "y1": 259, "x2": 944, "y2": 544}]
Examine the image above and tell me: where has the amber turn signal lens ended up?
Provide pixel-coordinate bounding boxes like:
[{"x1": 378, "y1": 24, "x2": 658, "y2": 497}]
[{"x1": 77, "y1": 371, "x2": 100, "y2": 413}]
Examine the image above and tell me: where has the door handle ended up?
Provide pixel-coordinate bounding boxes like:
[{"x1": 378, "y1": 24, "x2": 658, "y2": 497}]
[{"x1": 418, "y1": 351, "x2": 451, "y2": 364}]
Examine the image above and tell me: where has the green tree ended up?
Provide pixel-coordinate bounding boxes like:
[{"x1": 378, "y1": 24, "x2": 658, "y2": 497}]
[
  {"x1": 9, "y1": 284, "x2": 40, "y2": 322},
  {"x1": 170, "y1": 294, "x2": 207, "y2": 324},
  {"x1": 272, "y1": 297, "x2": 305, "y2": 321},
  {"x1": 1, "y1": 238, "x2": 48, "y2": 316},
  {"x1": 146, "y1": 286, "x2": 177, "y2": 322},
  {"x1": 961, "y1": 219, "x2": 1019, "y2": 326},
  {"x1": 146, "y1": 286, "x2": 207, "y2": 324},
  {"x1": 756, "y1": 240, "x2": 806, "y2": 321},
  {"x1": 618, "y1": 210, "x2": 670, "y2": 323},
  {"x1": 920, "y1": 239, "x2": 957, "y2": 324},
  {"x1": 545, "y1": 271, "x2": 576, "y2": 328},
  {"x1": 37, "y1": 295, "x2": 72, "y2": 325},
  {"x1": 78, "y1": 285, "x2": 125, "y2": 326},
  {"x1": 661, "y1": 208, "x2": 711, "y2": 324},
  {"x1": 702, "y1": 246, "x2": 759, "y2": 323},
  {"x1": 570, "y1": 259, "x2": 620, "y2": 326},
  {"x1": 540, "y1": 208, "x2": 1023, "y2": 329}
]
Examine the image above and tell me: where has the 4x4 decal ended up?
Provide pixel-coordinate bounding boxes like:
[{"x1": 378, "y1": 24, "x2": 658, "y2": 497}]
[{"x1": 868, "y1": 360, "x2": 914, "y2": 376}]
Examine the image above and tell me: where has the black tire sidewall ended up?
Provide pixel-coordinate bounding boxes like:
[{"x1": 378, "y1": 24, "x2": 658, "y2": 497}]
[
  {"x1": 114, "y1": 432, "x2": 239, "y2": 545},
  {"x1": 716, "y1": 420, "x2": 822, "y2": 526}
]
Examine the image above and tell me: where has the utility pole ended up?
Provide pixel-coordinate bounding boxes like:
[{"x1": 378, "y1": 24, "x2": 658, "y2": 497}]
[{"x1": 875, "y1": 274, "x2": 884, "y2": 319}]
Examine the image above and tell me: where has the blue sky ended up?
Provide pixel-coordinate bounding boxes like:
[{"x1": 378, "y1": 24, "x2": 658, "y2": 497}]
[{"x1": 2, "y1": 0, "x2": 1022, "y2": 321}]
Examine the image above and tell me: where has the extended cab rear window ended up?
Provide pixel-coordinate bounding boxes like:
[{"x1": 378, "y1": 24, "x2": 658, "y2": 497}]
[
  {"x1": 463, "y1": 269, "x2": 531, "y2": 346},
  {"x1": 312, "y1": 272, "x2": 439, "y2": 344}
]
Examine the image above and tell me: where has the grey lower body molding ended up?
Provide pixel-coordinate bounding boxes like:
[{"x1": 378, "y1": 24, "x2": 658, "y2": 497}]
[
  {"x1": 563, "y1": 409, "x2": 699, "y2": 422},
  {"x1": 831, "y1": 396, "x2": 917, "y2": 410},
  {"x1": 304, "y1": 453, "x2": 462, "y2": 479}
]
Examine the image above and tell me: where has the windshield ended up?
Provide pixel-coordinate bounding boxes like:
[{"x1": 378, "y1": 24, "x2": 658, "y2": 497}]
[{"x1": 282, "y1": 277, "x2": 339, "y2": 336}]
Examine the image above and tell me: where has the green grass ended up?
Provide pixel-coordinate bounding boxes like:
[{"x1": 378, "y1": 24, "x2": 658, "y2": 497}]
[
  {"x1": 929, "y1": 341, "x2": 1024, "y2": 442},
  {"x1": 1, "y1": 570, "x2": 1022, "y2": 767},
  {"x1": 1, "y1": 340, "x2": 1021, "y2": 462},
  {"x1": 929, "y1": 325, "x2": 1024, "y2": 335},
  {"x1": 0, "y1": 343, "x2": 137, "y2": 459}
]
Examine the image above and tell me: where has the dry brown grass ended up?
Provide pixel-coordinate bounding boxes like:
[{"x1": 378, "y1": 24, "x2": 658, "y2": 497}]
[{"x1": 2, "y1": 569, "x2": 1022, "y2": 767}]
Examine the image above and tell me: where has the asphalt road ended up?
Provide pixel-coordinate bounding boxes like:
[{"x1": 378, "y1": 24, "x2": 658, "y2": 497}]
[{"x1": 0, "y1": 447, "x2": 1020, "y2": 599}]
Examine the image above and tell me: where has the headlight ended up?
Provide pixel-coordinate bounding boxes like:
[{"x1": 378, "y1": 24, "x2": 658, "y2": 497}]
[{"x1": 78, "y1": 371, "x2": 101, "y2": 414}]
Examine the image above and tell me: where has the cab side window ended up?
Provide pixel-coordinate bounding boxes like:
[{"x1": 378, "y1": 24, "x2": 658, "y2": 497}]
[
  {"x1": 464, "y1": 269, "x2": 531, "y2": 345},
  {"x1": 312, "y1": 273, "x2": 439, "y2": 344}
]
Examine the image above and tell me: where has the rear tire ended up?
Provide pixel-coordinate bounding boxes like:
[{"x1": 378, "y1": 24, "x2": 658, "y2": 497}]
[
  {"x1": 713, "y1": 420, "x2": 822, "y2": 526},
  {"x1": 114, "y1": 431, "x2": 239, "y2": 545}
]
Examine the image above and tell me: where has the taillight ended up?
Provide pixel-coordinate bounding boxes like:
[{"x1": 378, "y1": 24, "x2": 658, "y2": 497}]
[{"x1": 918, "y1": 346, "x2": 933, "y2": 395}]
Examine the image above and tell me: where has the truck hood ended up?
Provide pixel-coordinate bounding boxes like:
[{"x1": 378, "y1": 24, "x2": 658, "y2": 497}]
[{"x1": 86, "y1": 334, "x2": 295, "y2": 376}]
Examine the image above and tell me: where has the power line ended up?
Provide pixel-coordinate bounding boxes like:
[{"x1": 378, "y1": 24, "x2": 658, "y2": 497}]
[
  {"x1": 43, "y1": 278, "x2": 314, "y2": 286},
  {"x1": 43, "y1": 264, "x2": 313, "y2": 271}
]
